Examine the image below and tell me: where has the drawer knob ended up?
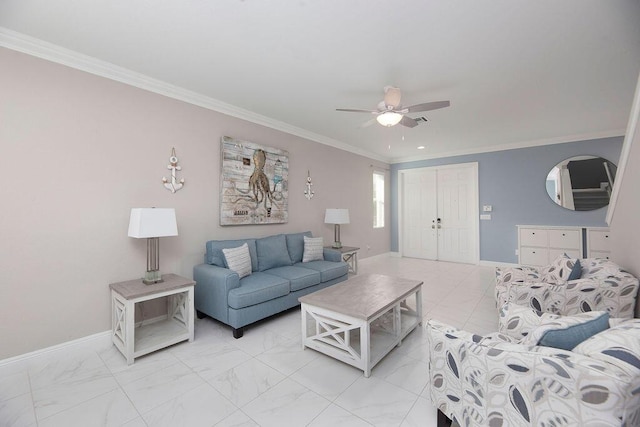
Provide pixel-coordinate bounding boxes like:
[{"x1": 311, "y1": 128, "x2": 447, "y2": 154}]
[
  {"x1": 605, "y1": 235, "x2": 609, "y2": 238},
  {"x1": 562, "y1": 233, "x2": 566, "y2": 236}
]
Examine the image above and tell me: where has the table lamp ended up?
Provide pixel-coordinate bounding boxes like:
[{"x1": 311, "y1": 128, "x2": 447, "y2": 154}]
[
  {"x1": 324, "y1": 208, "x2": 350, "y2": 249},
  {"x1": 128, "y1": 208, "x2": 178, "y2": 284}
]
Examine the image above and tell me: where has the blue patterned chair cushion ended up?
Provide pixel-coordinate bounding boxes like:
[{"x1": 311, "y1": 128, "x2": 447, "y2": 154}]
[
  {"x1": 573, "y1": 319, "x2": 640, "y2": 375},
  {"x1": 495, "y1": 258, "x2": 639, "y2": 319},
  {"x1": 541, "y1": 253, "x2": 580, "y2": 284},
  {"x1": 427, "y1": 318, "x2": 640, "y2": 426}
]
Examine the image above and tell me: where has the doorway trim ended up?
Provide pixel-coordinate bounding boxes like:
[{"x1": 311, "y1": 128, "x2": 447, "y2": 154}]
[{"x1": 397, "y1": 162, "x2": 480, "y2": 264}]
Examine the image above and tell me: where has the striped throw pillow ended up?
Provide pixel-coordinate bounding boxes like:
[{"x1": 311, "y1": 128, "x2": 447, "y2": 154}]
[
  {"x1": 222, "y1": 243, "x2": 252, "y2": 278},
  {"x1": 302, "y1": 236, "x2": 324, "y2": 262}
]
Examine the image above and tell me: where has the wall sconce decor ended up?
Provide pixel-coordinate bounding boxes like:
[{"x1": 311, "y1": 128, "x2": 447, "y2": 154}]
[
  {"x1": 163, "y1": 147, "x2": 185, "y2": 193},
  {"x1": 304, "y1": 170, "x2": 315, "y2": 200}
]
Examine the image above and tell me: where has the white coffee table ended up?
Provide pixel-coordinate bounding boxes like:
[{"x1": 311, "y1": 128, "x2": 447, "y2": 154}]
[{"x1": 299, "y1": 274, "x2": 423, "y2": 377}]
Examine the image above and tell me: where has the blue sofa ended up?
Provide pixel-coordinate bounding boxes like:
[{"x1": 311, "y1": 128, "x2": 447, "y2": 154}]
[{"x1": 193, "y1": 231, "x2": 349, "y2": 338}]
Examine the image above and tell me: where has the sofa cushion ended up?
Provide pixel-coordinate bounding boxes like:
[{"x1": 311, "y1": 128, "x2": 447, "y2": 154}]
[
  {"x1": 302, "y1": 236, "x2": 324, "y2": 262},
  {"x1": 206, "y1": 239, "x2": 258, "y2": 272},
  {"x1": 572, "y1": 319, "x2": 640, "y2": 373},
  {"x1": 265, "y1": 266, "x2": 321, "y2": 292},
  {"x1": 521, "y1": 311, "x2": 610, "y2": 350},
  {"x1": 256, "y1": 234, "x2": 293, "y2": 271},
  {"x1": 227, "y1": 272, "x2": 290, "y2": 309},
  {"x1": 498, "y1": 303, "x2": 561, "y2": 340},
  {"x1": 285, "y1": 231, "x2": 312, "y2": 264},
  {"x1": 222, "y1": 243, "x2": 252, "y2": 279},
  {"x1": 296, "y1": 260, "x2": 348, "y2": 282},
  {"x1": 542, "y1": 254, "x2": 578, "y2": 284}
]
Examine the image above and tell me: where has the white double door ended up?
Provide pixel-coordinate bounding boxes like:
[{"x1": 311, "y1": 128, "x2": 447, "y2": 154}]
[{"x1": 400, "y1": 163, "x2": 478, "y2": 263}]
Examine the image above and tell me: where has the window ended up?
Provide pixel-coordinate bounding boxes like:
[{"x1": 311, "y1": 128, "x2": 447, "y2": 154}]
[{"x1": 373, "y1": 171, "x2": 385, "y2": 228}]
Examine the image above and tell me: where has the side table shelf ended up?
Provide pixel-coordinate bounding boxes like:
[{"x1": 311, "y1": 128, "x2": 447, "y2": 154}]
[{"x1": 110, "y1": 274, "x2": 196, "y2": 365}]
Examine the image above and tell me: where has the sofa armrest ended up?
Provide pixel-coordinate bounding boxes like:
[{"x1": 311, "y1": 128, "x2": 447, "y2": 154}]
[
  {"x1": 193, "y1": 263, "x2": 240, "y2": 323},
  {"x1": 506, "y1": 276, "x2": 638, "y2": 319},
  {"x1": 427, "y1": 319, "x2": 640, "y2": 426},
  {"x1": 495, "y1": 266, "x2": 542, "y2": 307},
  {"x1": 323, "y1": 248, "x2": 342, "y2": 263}
]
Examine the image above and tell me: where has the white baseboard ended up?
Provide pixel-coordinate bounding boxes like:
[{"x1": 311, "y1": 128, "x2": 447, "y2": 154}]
[
  {"x1": 360, "y1": 251, "x2": 400, "y2": 262},
  {"x1": 479, "y1": 260, "x2": 520, "y2": 268},
  {"x1": 0, "y1": 314, "x2": 177, "y2": 367},
  {"x1": 0, "y1": 330, "x2": 112, "y2": 367}
]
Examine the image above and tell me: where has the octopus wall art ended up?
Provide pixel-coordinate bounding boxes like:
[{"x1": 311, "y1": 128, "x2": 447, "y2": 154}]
[{"x1": 220, "y1": 136, "x2": 289, "y2": 225}]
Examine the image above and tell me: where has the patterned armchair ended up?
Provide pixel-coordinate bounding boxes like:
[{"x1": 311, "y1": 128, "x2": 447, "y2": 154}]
[
  {"x1": 495, "y1": 258, "x2": 639, "y2": 319},
  {"x1": 427, "y1": 312, "x2": 640, "y2": 427}
]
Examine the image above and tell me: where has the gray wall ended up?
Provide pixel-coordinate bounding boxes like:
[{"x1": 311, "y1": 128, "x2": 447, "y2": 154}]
[
  {"x1": 391, "y1": 137, "x2": 623, "y2": 263},
  {"x1": 0, "y1": 47, "x2": 390, "y2": 360}
]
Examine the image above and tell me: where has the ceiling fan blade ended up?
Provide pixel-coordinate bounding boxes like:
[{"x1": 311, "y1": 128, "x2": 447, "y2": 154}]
[
  {"x1": 383, "y1": 86, "x2": 402, "y2": 108},
  {"x1": 336, "y1": 108, "x2": 377, "y2": 114},
  {"x1": 359, "y1": 118, "x2": 377, "y2": 128},
  {"x1": 404, "y1": 100, "x2": 451, "y2": 113},
  {"x1": 399, "y1": 116, "x2": 418, "y2": 128}
]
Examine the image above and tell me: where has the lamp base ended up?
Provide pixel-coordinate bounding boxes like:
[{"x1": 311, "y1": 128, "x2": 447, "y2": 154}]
[
  {"x1": 143, "y1": 270, "x2": 163, "y2": 285},
  {"x1": 332, "y1": 242, "x2": 343, "y2": 249}
]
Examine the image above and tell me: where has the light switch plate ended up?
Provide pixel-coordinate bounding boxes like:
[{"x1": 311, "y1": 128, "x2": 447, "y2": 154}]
[
  {"x1": 480, "y1": 214, "x2": 491, "y2": 220},
  {"x1": 483, "y1": 205, "x2": 493, "y2": 212}
]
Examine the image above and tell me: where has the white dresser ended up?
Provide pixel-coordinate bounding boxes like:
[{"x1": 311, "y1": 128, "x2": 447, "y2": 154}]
[
  {"x1": 517, "y1": 225, "x2": 583, "y2": 266},
  {"x1": 586, "y1": 227, "x2": 611, "y2": 259}
]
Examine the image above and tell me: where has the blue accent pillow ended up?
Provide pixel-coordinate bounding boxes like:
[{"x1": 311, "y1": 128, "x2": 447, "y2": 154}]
[
  {"x1": 538, "y1": 312, "x2": 610, "y2": 351},
  {"x1": 568, "y1": 259, "x2": 582, "y2": 281},
  {"x1": 256, "y1": 234, "x2": 293, "y2": 271}
]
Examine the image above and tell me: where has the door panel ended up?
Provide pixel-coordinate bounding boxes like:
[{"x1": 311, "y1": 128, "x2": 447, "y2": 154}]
[
  {"x1": 401, "y1": 164, "x2": 477, "y2": 263},
  {"x1": 402, "y1": 169, "x2": 437, "y2": 259},
  {"x1": 437, "y1": 167, "x2": 474, "y2": 263}
]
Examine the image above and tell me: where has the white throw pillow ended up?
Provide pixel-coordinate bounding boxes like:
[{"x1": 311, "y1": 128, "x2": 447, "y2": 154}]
[
  {"x1": 222, "y1": 243, "x2": 252, "y2": 278},
  {"x1": 302, "y1": 236, "x2": 324, "y2": 262}
]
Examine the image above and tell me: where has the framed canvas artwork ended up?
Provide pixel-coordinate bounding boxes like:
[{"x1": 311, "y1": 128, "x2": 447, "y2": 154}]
[{"x1": 220, "y1": 136, "x2": 289, "y2": 225}]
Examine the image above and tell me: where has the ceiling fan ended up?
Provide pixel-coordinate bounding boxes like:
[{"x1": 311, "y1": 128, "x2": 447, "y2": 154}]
[{"x1": 336, "y1": 86, "x2": 450, "y2": 128}]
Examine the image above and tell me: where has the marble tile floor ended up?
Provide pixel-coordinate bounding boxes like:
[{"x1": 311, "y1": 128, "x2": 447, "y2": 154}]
[{"x1": 0, "y1": 256, "x2": 499, "y2": 427}]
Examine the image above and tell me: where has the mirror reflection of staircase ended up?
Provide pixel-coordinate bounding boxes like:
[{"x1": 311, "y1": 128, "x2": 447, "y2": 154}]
[{"x1": 567, "y1": 158, "x2": 616, "y2": 210}]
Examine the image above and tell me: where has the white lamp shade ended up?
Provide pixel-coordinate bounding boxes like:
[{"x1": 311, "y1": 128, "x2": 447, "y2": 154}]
[
  {"x1": 376, "y1": 112, "x2": 403, "y2": 127},
  {"x1": 325, "y1": 208, "x2": 350, "y2": 224},
  {"x1": 128, "y1": 208, "x2": 178, "y2": 238}
]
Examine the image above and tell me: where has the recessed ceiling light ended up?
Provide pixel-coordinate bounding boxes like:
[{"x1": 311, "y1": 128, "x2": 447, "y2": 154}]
[{"x1": 417, "y1": 146, "x2": 425, "y2": 150}]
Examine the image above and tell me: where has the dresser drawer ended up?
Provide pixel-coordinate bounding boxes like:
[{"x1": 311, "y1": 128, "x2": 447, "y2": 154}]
[
  {"x1": 589, "y1": 230, "x2": 611, "y2": 252},
  {"x1": 589, "y1": 250, "x2": 611, "y2": 260},
  {"x1": 520, "y1": 247, "x2": 549, "y2": 266},
  {"x1": 549, "y1": 248, "x2": 581, "y2": 260},
  {"x1": 548, "y1": 229, "x2": 581, "y2": 249},
  {"x1": 520, "y1": 228, "x2": 548, "y2": 247}
]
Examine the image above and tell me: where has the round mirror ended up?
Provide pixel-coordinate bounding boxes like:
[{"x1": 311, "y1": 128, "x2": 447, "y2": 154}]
[{"x1": 546, "y1": 156, "x2": 617, "y2": 211}]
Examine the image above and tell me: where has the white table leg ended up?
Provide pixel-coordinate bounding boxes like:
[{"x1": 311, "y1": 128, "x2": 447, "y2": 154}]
[{"x1": 125, "y1": 299, "x2": 135, "y2": 365}]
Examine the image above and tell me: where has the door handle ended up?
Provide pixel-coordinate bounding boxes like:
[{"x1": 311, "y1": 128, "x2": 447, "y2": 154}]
[{"x1": 437, "y1": 218, "x2": 442, "y2": 229}]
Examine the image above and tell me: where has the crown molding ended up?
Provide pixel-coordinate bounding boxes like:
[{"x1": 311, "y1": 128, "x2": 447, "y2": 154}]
[
  {"x1": 0, "y1": 27, "x2": 389, "y2": 163},
  {"x1": 389, "y1": 129, "x2": 626, "y2": 164}
]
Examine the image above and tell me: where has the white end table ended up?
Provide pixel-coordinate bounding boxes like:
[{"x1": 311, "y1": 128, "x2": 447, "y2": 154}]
[
  {"x1": 326, "y1": 246, "x2": 359, "y2": 274},
  {"x1": 109, "y1": 274, "x2": 195, "y2": 365}
]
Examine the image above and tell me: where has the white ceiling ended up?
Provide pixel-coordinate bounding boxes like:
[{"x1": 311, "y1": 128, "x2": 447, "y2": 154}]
[{"x1": 1, "y1": 0, "x2": 639, "y2": 163}]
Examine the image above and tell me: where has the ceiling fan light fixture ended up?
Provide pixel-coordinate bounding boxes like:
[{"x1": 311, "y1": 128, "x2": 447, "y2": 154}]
[{"x1": 376, "y1": 112, "x2": 403, "y2": 127}]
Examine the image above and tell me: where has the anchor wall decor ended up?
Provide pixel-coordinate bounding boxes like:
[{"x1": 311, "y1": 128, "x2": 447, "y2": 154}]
[
  {"x1": 304, "y1": 170, "x2": 314, "y2": 200},
  {"x1": 162, "y1": 147, "x2": 185, "y2": 193}
]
